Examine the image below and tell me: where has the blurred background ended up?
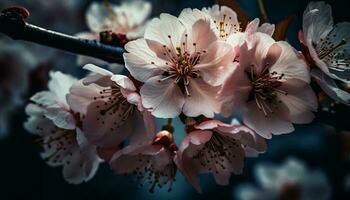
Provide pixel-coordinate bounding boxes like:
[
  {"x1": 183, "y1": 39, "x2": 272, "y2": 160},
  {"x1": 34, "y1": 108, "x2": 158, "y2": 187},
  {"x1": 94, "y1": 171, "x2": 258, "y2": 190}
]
[{"x1": 0, "y1": 0, "x2": 349, "y2": 199}]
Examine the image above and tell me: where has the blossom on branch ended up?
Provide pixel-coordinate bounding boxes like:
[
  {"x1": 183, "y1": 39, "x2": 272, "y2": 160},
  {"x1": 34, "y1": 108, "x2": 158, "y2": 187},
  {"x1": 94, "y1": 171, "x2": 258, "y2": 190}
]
[
  {"x1": 68, "y1": 64, "x2": 155, "y2": 161},
  {"x1": 24, "y1": 71, "x2": 101, "y2": 184},
  {"x1": 175, "y1": 119, "x2": 266, "y2": 192},
  {"x1": 124, "y1": 9, "x2": 235, "y2": 118},
  {"x1": 76, "y1": 0, "x2": 152, "y2": 72},
  {"x1": 300, "y1": 1, "x2": 350, "y2": 105},
  {"x1": 219, "y1": 33, "x2": 317, "y2": 139}
]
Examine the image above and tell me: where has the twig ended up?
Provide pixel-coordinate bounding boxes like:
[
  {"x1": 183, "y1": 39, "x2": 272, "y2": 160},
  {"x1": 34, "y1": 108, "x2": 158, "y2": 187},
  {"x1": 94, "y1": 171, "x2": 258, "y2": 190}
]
[
  {"x1": 0, "y1": 7, "x2": 125, "y2": 64},
  {"x1": 257, "y1": 0, "x2": 269, "y2": 23}
]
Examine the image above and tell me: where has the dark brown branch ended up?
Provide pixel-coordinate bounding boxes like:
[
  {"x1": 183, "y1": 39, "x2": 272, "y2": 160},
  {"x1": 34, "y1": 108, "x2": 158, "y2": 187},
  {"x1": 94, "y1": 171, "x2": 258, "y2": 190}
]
[{"x1": 0, "y1": 7, "x2": 125, "y2": 64}]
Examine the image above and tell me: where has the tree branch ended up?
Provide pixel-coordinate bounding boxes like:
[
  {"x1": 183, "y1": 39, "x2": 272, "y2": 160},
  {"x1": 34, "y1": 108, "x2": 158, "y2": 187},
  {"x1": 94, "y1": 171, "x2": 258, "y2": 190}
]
[{"x1": 0, "y1": 7, "x2": 125, "y2": 64}]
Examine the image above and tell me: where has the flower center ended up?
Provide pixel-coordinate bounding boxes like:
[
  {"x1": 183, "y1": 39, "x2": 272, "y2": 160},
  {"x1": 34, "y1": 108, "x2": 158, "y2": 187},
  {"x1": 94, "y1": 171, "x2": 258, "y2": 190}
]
[
  {"x1": 35, "y1": 127, "x2": 77, "y2": 165},
  {"x1": 132, "y1": 154, "x2": 176, "y2": 193},
  {"x1": 158, "y1": 34, "x2": 206, "y2": 96},
  {"x1": 316, "y1": 35, "x2": 349, "y2": 72},
  {"x1": 213, "y1": 13, "x2": 240, "y2": 40},
  {"x1": 93, "y1": 85, "x2": 135, "y2": 129},
  {"x1": 249, "y1": 65, "x2": 288, "y2": 117},
  {"x1": 193, "y1": 133, "x2": 240, "y2": 173},
  {"x1": 317, "y1": 38, "x2": 347, "y2": 59}
]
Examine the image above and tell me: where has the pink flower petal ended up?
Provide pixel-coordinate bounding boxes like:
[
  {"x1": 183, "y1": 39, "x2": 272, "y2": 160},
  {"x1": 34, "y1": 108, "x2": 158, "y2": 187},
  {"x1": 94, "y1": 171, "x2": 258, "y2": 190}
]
[
  {"x1": 195, "y1": 41, "x2": 235, "y2": 86},
  {"x1": 140, "y1": 75, "x2": 185, "y2": 118},
  {"x1": 124, "y1": 38, "x2": 168, "y2": 82},
  {"x1": 243, "y1": 102, "x2": 294, "y2": 139},
  {"x1": 182, "y1": 79, "x2": 221, "y2": 118}
]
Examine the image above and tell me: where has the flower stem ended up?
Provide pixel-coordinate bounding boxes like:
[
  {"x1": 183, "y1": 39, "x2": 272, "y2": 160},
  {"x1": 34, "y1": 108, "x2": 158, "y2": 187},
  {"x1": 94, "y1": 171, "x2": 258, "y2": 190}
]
[
  {"x1": 0, "y1": 7, "x2": 125, "y2": 64},
  {"x1": 162, "y1": 118, "x2": 174, "y2": 134},
  {"x1": 257, "y1": 0, "x2": 269, "y2": 22}
]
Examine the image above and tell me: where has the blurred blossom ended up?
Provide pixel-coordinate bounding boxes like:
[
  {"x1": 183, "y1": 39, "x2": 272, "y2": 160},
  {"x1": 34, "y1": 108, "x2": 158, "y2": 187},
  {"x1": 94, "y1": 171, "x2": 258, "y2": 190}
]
[
  {"x1": 0, "y1": 39, "x2": 37, "y2": 138},
  {"x1": 300, "y1": 1, "x2": 350, "y2": 105},
  {"x1": 24, "y1": 71, "x2": 101, "y2": 184},
  {"x1": 235, "y1": 158, "x2": 331, "y2": 200},
  {"x1": 76, "y1": 0, "x2": 152, "y2": 73}
]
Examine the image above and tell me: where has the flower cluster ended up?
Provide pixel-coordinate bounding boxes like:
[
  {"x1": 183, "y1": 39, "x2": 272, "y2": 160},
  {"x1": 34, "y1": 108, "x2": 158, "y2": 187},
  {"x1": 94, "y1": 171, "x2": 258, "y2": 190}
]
[{"x1": 24, "y1": 1, "x2": 350, "y2": 193}]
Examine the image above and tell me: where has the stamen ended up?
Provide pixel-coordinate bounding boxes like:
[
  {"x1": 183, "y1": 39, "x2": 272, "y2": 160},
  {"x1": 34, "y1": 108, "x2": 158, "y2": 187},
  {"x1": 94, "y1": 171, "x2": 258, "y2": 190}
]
[
  {"x1": 160, "y1": 40, "x2": 204, "y2": 96},
  {"x1": 319, "y1": 38, "x2": 347, "y2": 59},
  {"x1": 251, "y1": 66, "x2": 287, "y2": 117},
  {"x1": 193, "y1": 133, "x2": 240, "y2": 172}
]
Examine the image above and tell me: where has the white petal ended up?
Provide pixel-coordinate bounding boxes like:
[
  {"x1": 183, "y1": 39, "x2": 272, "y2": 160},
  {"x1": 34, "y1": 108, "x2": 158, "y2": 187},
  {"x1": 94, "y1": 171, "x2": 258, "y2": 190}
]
[
  {"x1": 110, "y1": 75, "x2": 136, "y2": 91},
  {"x1": 44, "y1": 107, "x2": 76, "y2": 130},
  {"x1": 48, "y1": 71, "x2": 77, "y2": 106},
  {"x1": 270, "y1": 41, "x2": 311, "y2": 83},
  {"x1": 312, "y1": 69, "x2": 350, "y2": 105},
  {"x1": 258, "y1": 23, "x2": 275, "y2": 36},
  {"x1": 30, "y1": 91, "x2": 57, "y2": 106},
  {"x1": 83, "y1": 64, "x2": 113, "y2": 77},
  {"x1": 218, "y1": 65, "x2": 252, "y2": 117},
  {"x1": 303, "y1": 1, "x2": 333, "y2": 44},
  {"x1": 140, "y1": 75, "x2": 185, "y2": 118},
  {"x1": 185, "y1": 19, "x2": 218, "y2": 54},
  {"x1": 82, "y1": 100, "x2": 132, "y2": 147},
  {"x1": 124, "y1": 38, "x2": 168, "y2": 82},
  {"x1": 195, "y1": 41, "x2": 235, "y2": 86},
  {"x1": 66, "y1": 80, "x2": 102, "y2": 115},
  {"x1": 243, "y1": 102, "x2": 294, "y2": 139},
  {"x1": 144, "y1": 13, "x2": 185, "y2": 48},
  {"x1": 278, "y1": 80, "x2": 317, "y2": 124},
  {"x1": 245, "y1": 18, "x2": 260, "y2": 34},
  {"x1": 183, "y1": 79, "x2": 221, "y2": 118},
  {"x1": 179, "y1": 8, "x2": 207, "y2": 29}
]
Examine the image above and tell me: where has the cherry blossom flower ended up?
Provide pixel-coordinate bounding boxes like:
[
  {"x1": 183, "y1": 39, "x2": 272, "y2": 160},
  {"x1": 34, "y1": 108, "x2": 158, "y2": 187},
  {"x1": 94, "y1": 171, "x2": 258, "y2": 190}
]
[
  {"x1": 67, "y1": 64, "x2": 155, "y2": 161},
  {"x1": 219, "y1": 33, "x2": 318, "y2": 139},
  {"x1": 124, "y1": 9, "x2": 235, "y2": 118},
  {"x1": 24, "y1": 71, "x2": 101, "y2": 184},
  {"x1": 110, "y1": 130, "x2": 177, "y2": 193},
  {"x1": 76, "y1": 0, "x2": 151, "y2": 72},
  {"x1": 201, "y1": 5, "x2": 275, "y2": 41},
  {"x1": 300, "y1": 1, "x2": 350, "y2": 105},
  {"x1": 235, "y1": 158, "x2": 331, "y2": 200},
  {"x1": 175, "y1": 119, "x2": 266, "y2": 192}
]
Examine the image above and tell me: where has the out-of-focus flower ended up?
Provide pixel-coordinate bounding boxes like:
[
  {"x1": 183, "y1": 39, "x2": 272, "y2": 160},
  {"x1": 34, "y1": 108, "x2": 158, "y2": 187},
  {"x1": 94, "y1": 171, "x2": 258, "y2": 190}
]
[
  {"x1": 67, "y1": 64, "x2": 155, "y2": 161},
  {"x1": 124, "y1": 9, "x2": 235, "y2": 118},
  {"x1": 235, "y1": 158, "x2": 331, "y2": 200},
  {"x1": 175, "y1": 119, "x2": 266, "y2": 193},
  {"x1": 76, "y1": 0, "x2": 152, "y2": 72},
  {"x1": 24, "y1": 71, "x2": 101, "y2": 184},
  {"x1": 300, "y1": 1, "x2": 350, "y2": 105},
  {"x1": 110, "y1": 130, "x2": 177, "y2": 193},
  {"x1": 345, "y1": 174, "x2": 350, "y2": 191},
  {"x1": 0, "y1": 39, "x2": 37, "y2": 138},
  {"x1": 219, "y1": 33, "x2": 317, "y2": 139},
  {"x1": 85, "y1": 0, "x2": 151, "y2": 40}
]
